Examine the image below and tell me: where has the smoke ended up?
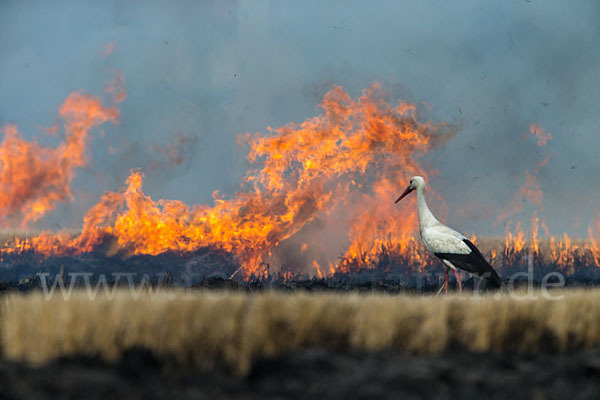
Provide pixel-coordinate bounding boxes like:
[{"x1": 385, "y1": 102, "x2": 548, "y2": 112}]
[{"x1": 1, "y1": 0, "x2": 599, "y2": 238}]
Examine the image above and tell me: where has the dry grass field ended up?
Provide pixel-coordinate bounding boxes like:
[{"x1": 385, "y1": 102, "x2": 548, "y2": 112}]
[{"x1": 2, "y1": 289, "x2": 600, "y2": 375}]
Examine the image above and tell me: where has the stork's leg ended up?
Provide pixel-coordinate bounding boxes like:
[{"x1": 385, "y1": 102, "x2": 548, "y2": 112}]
[{"x1": 452, "y1": 268, "x2": 462, "y2": 293}]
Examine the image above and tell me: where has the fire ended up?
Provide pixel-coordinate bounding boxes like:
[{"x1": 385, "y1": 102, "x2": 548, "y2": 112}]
[
  {"x1": 587, "y1": 214, "x2": 600, "y2": 267},
  {"x1": 106, "y1": 70, "x2": 126, "y2": 104},
  {"x1": 520, "y1": 171, "x2": 543, "y2": 209},
  {"x1": 490, "y1": 249, "x2": 497, "y2": 266},
  {"x1": 495, "y1": 209, "x2": 600, "y2": 273},
  {"x1": 493, "y1": 120, "x2": 600, "y2": 272},
  {"x1": 529, "y1": 123, "x2": 552, "y2": 147},
  {"x1": 504, "y1": 221, "x2": 526, "y2": 264},
  {"x1": 531, "y1": 212, "x2": 539, "y2": 254},
  {"x1": 339, "y1": 177, "x2": 436, "y2": 273},
  {"x1": 497, "y1": 170, "x2": 544, "y2": 223},
  {"x1": 2, "y1": 84, "x2": 454, "y2": 277},
  {"x1": 2, "y1": 83, "x2": 599, "y2": 278},
  {"x1": 0, "y1": 93, "x2": 119, "y2": 227},
  {"x1": 312, "y1": 260, "x2": 324, "y2": 278}
]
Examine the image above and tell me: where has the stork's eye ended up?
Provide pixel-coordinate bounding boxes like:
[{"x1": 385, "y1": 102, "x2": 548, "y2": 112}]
[{"x1": 410, "y1": 180, "x2": 413, "y2": 185}]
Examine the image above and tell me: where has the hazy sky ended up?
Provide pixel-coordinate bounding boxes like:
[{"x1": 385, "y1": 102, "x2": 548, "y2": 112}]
[{"x1": 1, "y1": 0, "x2": 599, "y2": 236}]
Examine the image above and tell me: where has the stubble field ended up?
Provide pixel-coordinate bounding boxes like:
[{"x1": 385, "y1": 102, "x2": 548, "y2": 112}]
[{"x1": 0, "y1": 290, "x2": 600, "y2": 399}]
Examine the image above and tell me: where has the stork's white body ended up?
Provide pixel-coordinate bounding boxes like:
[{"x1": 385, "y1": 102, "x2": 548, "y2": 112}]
[{"x1": 415, "y1": 184, "x2": 470, "y2": 268}]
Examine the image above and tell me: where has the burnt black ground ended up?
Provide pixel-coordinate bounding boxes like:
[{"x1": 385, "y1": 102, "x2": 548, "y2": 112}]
[
  {"x1": 3, "y1": 247, "x2": 600, "y2": 294},
  {"x1": 1, "y1": 347, "x2": 600, "y2": 399}
]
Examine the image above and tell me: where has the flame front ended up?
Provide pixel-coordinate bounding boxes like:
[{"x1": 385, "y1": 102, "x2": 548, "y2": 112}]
[
  {"x1": 2, "y1": 85, "x2": 599, "y2": 278},
  {"x1": 2, "y1": 84, "x2": 453, "y2": 276}
]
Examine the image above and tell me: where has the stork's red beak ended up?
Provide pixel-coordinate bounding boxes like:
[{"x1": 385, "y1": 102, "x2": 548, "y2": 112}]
[{"x1": 394, "y1": 186, "x2": 414, "y2": 203}]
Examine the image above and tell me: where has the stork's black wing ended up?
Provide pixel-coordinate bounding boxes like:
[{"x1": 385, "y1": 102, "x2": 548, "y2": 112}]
[{"x1": 434, "y1": 239, "x2": 501, "y2": 288}]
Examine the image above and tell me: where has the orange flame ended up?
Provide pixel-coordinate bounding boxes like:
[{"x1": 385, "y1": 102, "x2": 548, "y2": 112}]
[
  {"x1": 0, "y1": 93, "x2": 119, "y2": 227},
  {"x1": 588, "y1": 214, "x2": 600, "y2": 267}
]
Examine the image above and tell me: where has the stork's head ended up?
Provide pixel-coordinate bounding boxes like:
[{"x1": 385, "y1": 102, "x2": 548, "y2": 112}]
[{"x1": 394, "y1": 176, "x2": 425, "y2": 203}]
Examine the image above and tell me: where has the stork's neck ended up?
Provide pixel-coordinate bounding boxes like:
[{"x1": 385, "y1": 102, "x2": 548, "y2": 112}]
[{"x1": 416, "y1": 186, "x2": 440, "y2": 230}]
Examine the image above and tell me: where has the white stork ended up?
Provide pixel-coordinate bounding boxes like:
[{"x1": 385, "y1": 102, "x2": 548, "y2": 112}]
[{"x1": 395, "y1": 176, "x2": 501, "y2": 294}]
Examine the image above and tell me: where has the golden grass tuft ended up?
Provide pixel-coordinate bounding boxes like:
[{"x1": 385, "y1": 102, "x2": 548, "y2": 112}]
[{"x1": 2, "y1": 290, "x2": 600, "y2": 374}]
